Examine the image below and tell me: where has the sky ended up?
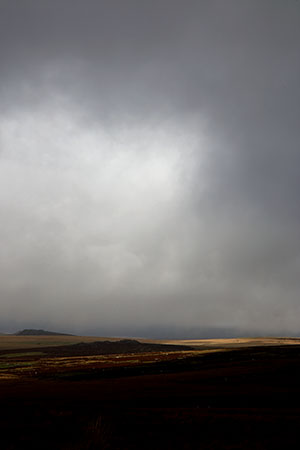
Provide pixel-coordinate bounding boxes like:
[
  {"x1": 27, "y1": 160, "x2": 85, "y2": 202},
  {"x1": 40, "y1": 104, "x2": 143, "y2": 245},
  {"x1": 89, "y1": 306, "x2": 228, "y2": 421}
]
[{"x1": 1, "y1": 0, "x2": 300, "y2": 338}]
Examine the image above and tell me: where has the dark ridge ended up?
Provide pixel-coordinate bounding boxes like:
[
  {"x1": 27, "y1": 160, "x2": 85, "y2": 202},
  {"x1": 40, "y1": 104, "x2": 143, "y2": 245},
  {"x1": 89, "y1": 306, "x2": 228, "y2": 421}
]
[
  {"x1": 43, "y1": 339, "x2": 194, "y2": 357},
  {"x1": 15, "y1": 329, "x2": 73, "y2": 336}
]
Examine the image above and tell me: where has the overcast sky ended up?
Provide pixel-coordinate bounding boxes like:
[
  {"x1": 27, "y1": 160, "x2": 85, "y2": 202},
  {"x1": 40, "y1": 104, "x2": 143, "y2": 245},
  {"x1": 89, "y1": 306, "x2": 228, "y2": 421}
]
[{"x1": 0, "y1": 1, "x2": 300, "y2": 337}]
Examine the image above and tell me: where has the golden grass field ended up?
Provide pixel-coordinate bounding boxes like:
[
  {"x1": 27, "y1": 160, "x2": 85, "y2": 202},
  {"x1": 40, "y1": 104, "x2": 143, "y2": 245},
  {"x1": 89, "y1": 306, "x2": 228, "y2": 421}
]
[
  {"x1": 1, "y1": 334, "x2": 300, "y2": 382},
  {"x1": 1, "y1": 334, "x2": 300, "y2": 351},
  {"x1": 0, "y1": 349, "x2": 227, "y2": 381},
  {"x1": 163, "y1": 336, "x2": 300, "y2": 347},
  {"x1": 2, "y1": 335, "x2": 300, "y2": 449}
]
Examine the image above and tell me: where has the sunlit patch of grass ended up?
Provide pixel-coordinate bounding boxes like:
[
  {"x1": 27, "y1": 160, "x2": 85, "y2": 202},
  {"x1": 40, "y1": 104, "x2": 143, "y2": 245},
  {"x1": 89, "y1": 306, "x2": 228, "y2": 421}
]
[
  {"x1": 0, "y1": 373, "x2": 19, "y2": 380},
  {"x1": 193, "y1": 349, "x2": 229, "y2": 354},
  {"x1": 0, "y1": 361, "x2": 33, "y2": 369},
  {"x1": 0, "y1": 347, "x2": 233, "y2": 382}
]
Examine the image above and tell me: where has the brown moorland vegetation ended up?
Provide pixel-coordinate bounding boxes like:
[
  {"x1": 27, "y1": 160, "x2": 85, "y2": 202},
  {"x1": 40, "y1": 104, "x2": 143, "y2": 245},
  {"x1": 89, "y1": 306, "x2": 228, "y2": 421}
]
[{"x1": 1, "y1": 336, "x2": 300, "y2": 449}]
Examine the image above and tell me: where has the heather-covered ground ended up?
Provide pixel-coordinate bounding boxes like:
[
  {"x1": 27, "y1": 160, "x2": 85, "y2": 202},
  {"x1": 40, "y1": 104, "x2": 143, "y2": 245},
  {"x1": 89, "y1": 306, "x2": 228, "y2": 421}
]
[{"x1": 1, "y1": 338, "x2": 300, "y2": 449}]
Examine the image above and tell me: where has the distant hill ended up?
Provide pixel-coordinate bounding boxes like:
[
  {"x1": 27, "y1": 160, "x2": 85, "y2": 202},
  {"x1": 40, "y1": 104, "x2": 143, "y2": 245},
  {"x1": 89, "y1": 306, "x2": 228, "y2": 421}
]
[
  {"x1": 15, "y1": 329, "x2": 73, "y2": 336},
  {"x1": 43, "y1": 339, "x2": 194, "y2": 357}
]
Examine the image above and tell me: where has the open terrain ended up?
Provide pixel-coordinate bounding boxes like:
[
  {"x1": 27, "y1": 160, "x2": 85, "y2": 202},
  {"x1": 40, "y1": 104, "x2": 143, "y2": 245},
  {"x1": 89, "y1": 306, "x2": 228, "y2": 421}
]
[
  {"x1": 2, "y1": 334, "x2": 300, "y2": 351},
  {"x1": 1, "y1": 336, "x2": 300, "y2": 449}
]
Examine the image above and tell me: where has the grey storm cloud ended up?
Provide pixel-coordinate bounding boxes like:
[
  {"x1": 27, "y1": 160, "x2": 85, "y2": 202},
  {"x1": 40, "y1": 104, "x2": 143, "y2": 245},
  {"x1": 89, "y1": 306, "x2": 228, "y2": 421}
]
[{"x1": 0, "y1": 0, "x2": 300, "y2": 337}]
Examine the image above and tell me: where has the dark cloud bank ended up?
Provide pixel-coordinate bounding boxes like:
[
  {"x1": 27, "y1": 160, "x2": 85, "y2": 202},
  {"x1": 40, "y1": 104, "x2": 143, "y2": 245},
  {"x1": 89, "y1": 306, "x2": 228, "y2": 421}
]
[{"x1": 1, "y1": 1, "x2": 300, "y2": 338}]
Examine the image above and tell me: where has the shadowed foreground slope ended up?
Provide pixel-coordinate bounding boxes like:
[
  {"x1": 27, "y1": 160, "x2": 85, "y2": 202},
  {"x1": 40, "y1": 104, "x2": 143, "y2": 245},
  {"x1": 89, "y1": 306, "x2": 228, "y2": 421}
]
[{"x1": 1, "y1": 344, "x2": 300, "y2": 449}]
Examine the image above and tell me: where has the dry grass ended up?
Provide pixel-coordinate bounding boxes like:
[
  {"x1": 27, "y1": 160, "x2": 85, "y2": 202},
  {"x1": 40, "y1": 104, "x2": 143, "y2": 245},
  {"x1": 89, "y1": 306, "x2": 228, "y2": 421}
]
[
  {"x1": 1, "y1": 334, "x2": 300, "y2": 353},
  {"x1": 0, "y1": 335, "x2": 121, "y2": 351},
  {"x1": 0, "y1": 351, "x2": 44, "y2": 358},
  {"x1": 161, "y1": 337, "x2": 300, "y2": 348},
  {"x1": 0, "y1": 349, "x2": 227, "y2": 381},
  {"x1": 2, "y1": 335, "x2": 300, "y2": 352}
]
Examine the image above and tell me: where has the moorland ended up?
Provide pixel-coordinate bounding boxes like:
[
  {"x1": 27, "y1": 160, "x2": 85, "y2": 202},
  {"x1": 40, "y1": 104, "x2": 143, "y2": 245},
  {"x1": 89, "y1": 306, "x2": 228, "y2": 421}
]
[{"x1": 1, "y1": 334, "x2": 300, "y2": 449}]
